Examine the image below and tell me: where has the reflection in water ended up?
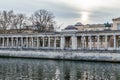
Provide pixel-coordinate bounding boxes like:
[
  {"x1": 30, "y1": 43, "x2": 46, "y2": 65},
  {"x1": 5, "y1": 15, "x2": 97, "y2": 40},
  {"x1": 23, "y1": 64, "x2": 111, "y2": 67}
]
[{"x1": 0, "y1": 58, "x2": 119, "y2": 80}]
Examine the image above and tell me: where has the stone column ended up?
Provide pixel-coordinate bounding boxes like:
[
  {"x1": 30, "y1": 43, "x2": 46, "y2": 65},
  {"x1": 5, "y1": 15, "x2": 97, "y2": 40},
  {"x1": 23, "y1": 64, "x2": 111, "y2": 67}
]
[
  {"x1": 16, "y1": 37, "x2": 18, "y2": 47},
  {"x1": 97, "y1": 35, "x2": 100, "y2": 49},
  {"x1": 72, "y1": 35, "x2": 77, "y2": 50},
  {"x1": 86, "y1": 36, "x2": 89, "y2": 48},
  {"x1": 82, "y1": 36, "x2": 85, "y2": 49},
  {"x1": 60, "y1": 36, "x2": 65, "y2": 49},
  {"x1": 21, "y1": 37, "x2": 23, "y2": 48},
  {"x1": 11, "y1": 37, "x2": 13, "y2": 47},
  {"x1": 89, "y1": 35, "x2": 92, "y2": 50},
  {"x1": 54, "y1": 37, "x2": 56, "y2": 49},
  {"x1": 26, "y1": 37, "x2": 28, "y2": 48},
  {"x1": 31, "y1": 37, "x2": 34, "y2": 48},
  {"x1": 105, "y1": 35, "x2": 108, "y2": 49},
  {"x1": 43, "y1": 37, "x2": 44, "y2": 47},
  {"x1": 48, "y1": 37, "x2": 50, "y2": 48},
  {"x1": 2, "y1": 37, "x2": 4, "y2": 47},
  {"x1": 7, "y1": 37, "x2": 9, "y2": 47},
  {"x1": 0, "y1": 37, "x2": 1, "y2": 47},
  {"x1": 37, "y1": 37, "x2": 39, "y2": 48},
  {"x1": 114, "y1": 35, "x2": 116, "y2": 49},
  {"x1": 84, "y1": 36, "x2": 86, "y2": 48}
]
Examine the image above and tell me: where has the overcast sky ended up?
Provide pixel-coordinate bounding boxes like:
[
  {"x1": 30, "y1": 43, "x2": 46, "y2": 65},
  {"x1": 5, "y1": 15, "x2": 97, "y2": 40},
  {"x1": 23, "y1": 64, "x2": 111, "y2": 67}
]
[{"x1": 0, "y1": 0, "x2": 120, "y2": 28}]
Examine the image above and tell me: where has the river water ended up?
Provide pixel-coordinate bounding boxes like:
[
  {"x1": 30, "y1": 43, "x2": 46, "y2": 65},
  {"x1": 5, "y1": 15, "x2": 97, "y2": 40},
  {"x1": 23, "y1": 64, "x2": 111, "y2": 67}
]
[{"x1": 0, "y1": 58, "x2": 120, "y2": 80}]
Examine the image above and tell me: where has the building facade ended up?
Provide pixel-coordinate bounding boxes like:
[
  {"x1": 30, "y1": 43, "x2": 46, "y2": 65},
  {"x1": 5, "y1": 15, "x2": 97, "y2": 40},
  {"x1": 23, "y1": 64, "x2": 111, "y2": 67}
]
[
  {"x1": 0, "y1": 30, "x2": 119, "y2": 50},
  {"x1": 75, "y1": 17, "x2": 120, "y2": 31},
  {"x1": 0, "y1": 17, "x2": 120, "y2": 50}
]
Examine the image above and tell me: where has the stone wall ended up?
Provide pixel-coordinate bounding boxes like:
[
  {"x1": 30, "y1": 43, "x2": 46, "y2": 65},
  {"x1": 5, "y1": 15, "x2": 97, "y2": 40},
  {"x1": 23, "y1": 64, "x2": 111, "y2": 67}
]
[{"x1": 0, "y1": 50, "x2": 120, "y2": 62}]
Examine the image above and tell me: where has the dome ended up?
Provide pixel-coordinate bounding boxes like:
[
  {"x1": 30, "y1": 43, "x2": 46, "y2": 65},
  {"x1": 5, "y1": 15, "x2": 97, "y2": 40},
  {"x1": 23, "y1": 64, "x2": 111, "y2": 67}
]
[
  {"x1": 75, "y1": 22, "x2": 83, "y2": 26},
  {"x1": 65, "y1": 25, "x2": 78, "y2": 30}
]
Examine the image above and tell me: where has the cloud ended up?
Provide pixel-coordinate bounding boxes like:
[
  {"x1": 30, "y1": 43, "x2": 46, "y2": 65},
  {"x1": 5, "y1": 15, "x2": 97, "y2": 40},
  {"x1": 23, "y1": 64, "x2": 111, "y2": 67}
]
[
  {"x1": 0, "y1": 0, "x2": 80, "y2": 18},
  {"x1": 0, "y1": 0, "x2": 120, "y2": 26}
]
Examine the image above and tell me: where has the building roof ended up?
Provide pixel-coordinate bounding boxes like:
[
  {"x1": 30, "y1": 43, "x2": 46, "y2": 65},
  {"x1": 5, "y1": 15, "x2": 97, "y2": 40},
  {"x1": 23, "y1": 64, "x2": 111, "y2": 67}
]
[
  {"x1": 75, "y1": 22, "x2": 83, "y2": 26},
  {"x1": 65, "y1": 25, "x2": 78, "y2": 30},
  {"x1": 112, "y1": 17, "x2": 120, "y2": 21},
  {"x1": 85, "y1": 24, "x2": 105, "y2": 28}
]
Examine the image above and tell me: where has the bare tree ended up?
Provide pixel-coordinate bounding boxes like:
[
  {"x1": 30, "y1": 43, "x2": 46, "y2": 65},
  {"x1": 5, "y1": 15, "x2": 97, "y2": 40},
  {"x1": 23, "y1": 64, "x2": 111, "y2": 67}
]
[
  {"x1": 0, "y1": 9, "x2": 56, "y2": 34},
  {"x1": 30, "y1": 9, "x2": 55, "y2": 32},
  {"x1": 0, "y1": 10, "x2": 14, "y2": 33},
  {"x1": 11, "y1": 13, "x2": 26, "y2": 33}
]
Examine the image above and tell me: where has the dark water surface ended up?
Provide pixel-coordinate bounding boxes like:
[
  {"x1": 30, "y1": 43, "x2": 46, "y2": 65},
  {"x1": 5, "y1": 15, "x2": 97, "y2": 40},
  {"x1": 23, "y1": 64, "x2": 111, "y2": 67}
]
[{"x1": 0, "y1": 58, "x2": 120, "y2": 80}]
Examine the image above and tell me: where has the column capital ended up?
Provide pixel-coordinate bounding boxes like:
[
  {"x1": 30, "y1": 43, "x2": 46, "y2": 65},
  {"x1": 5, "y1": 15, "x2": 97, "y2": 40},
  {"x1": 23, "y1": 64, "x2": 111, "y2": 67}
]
[
  {"x1": 72, "y1": 34, "x2": 76, "y2": 37},
  {"x1": 105, "y1": 35, "x2": 108, "y2": 37},
  {"x1": 89, "y1": 35, "x2": 92, "y2": 37},
  {"x1": 97, "y1": 35, "x2": 100, "y2": 37},
  {"x1": 82, "y1": 35, "x2": 85, "y2": 37},
  {"x1": 16, "y1": 37, "x2": 18, "y2": 39},
  {"x1": 61, "y1": 35, "x2": 65, "y2": 38}
]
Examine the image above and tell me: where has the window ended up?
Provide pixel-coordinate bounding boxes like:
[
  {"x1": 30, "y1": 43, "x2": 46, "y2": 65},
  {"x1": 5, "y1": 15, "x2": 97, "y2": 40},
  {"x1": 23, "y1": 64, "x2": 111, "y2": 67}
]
[{"x1": 117, "y1": 24, "x2": 120, "y2": 30}]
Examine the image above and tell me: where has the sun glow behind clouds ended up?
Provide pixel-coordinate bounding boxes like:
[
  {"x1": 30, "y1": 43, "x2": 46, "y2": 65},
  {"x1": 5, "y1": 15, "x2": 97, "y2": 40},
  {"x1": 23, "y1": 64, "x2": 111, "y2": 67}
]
[
  {"x1": 74, "y1": 11, "x2": 91, "y2": 24},
  {"x1": 81, "y1": 12, "x2": 90, "y2": 23},
  {"x1": 59, "y1": 0, "x2": 102, "y2": 24},
  {"x1": 59, "y1": 0, "x2": 117, "y2": 24}
]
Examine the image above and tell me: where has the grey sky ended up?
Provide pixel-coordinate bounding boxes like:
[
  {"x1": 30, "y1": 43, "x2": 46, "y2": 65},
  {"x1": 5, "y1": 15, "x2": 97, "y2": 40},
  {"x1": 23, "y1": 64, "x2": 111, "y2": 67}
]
[{"x1": 0, "y1": 0, "x2": 120, "y2": 28}]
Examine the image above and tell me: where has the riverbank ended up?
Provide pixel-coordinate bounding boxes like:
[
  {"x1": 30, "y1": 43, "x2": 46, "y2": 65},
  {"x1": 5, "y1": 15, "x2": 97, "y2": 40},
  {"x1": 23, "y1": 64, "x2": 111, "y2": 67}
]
[{"x1": 0, "y1": 50, "x2": 120, "y2": 62}]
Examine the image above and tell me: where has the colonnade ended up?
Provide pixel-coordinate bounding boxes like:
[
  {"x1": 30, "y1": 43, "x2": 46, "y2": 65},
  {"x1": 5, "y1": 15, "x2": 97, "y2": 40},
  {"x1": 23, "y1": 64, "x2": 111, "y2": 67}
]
[
  {"x1": 64, "y1": 34, "x2": 119, "y2": 50},
  {"x1": 0, "y1": 33, "x2": 119, "y2": 50},
  {"x1": 0, "y1": 36, "x2": 61, "y2": 49}
]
